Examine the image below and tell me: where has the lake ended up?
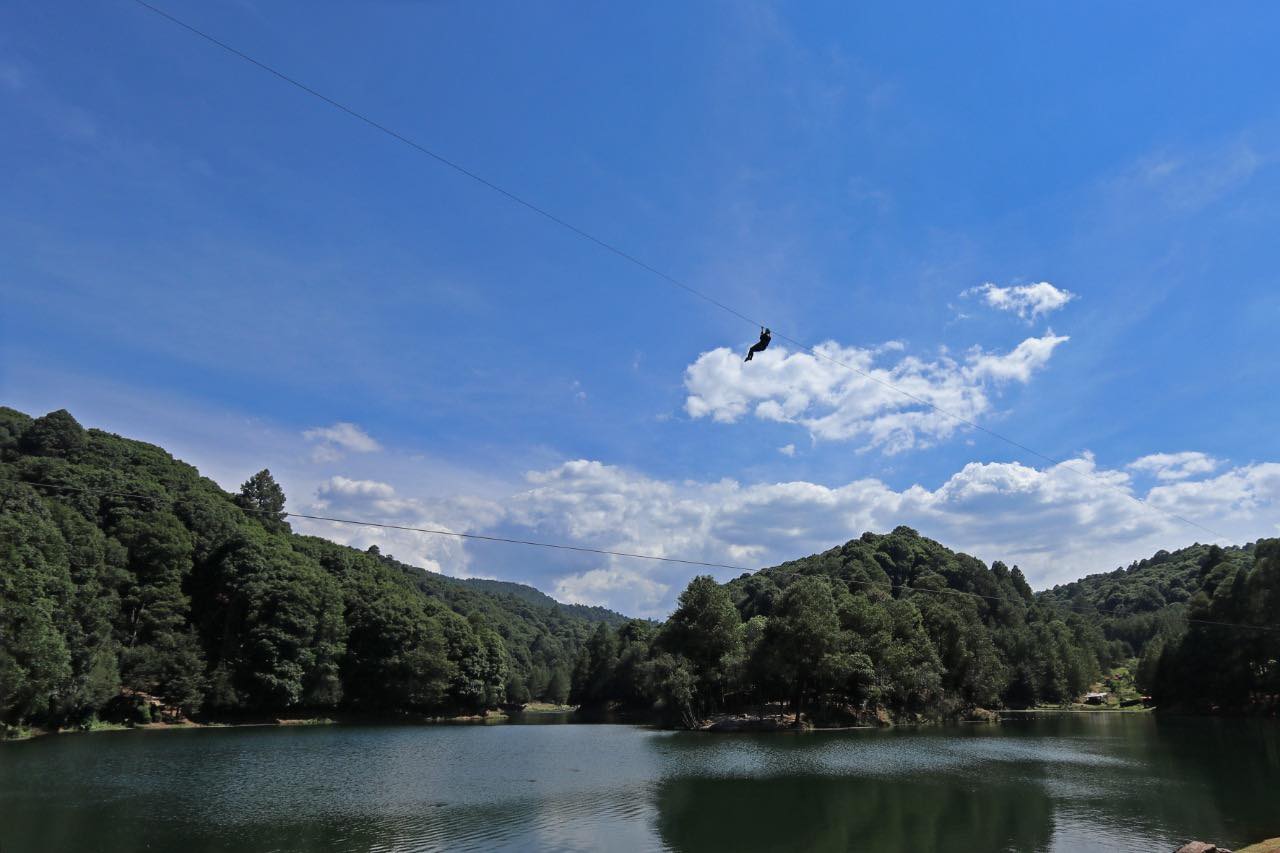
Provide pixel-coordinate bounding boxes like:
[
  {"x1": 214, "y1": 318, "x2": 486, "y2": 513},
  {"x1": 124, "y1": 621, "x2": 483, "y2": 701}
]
[{"x1": 2, "y1": 714, "x2": 1278, "y2": 852}]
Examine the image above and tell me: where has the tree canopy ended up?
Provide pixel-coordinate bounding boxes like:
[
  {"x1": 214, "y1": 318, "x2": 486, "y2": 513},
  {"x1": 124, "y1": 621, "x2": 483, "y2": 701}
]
[
  {"x1": 0, "y1": 408, "x2": 614, "y2": 728},
  {"x1": 3, "y1": 407, "x2": 1273, "y2": 731}
]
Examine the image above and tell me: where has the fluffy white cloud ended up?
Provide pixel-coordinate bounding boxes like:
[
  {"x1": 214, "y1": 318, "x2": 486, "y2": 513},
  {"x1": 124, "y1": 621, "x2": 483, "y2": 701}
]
[
  {"x1": 1147, "y1": 464, "x2": 1280, "y2": 519},
  {"x1": 303, "y1": 422, "x2": 381, "y2": 462},
  {"x1": 554, "y1": 568, "x2": 670, "y2": 614},
  {"x1": 778, "y1": 443, "x2": 797, "y2": 457},
  {"x1": 488, "y1": 453, "x2": 1280, "y2": 616},
  {"x1": 683, "y1": 334, "x2": 1068, "y2": 453},
  {"x1": 300, "y1": 475, "x2": 502, "y2": 577},
  {"x1": 319, "y1": 475, "x2": 395, "y2": 499},
  {"x1": 966, "y1": 282, "x2": 1076, "y2": 321},
  {"x1": 1128, "y1": 451, "x2": 1222, "y2": 481},
  {"x1": 279, "y1": 450, "x2": 1280, "y2": 618}
]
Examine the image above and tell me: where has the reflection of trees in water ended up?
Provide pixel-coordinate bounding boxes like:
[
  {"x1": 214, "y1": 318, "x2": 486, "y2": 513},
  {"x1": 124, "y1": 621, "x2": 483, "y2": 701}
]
[
  {"x1": 655, "y1": 774, "x2": 1054, "y2": 853},
  {"x1": 4, "y1": 807, "x2": 401, "y2": 853},
  {"x1": 1133, "y1": 717, "x2": 1280, "y2": 847},
  {"x1": 977, "y1": 715, "x2": 1280, "y2": 850}
]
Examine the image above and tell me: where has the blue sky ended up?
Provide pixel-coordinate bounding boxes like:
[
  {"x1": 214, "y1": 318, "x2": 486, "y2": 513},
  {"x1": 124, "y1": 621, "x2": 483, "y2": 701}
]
[{"x1": 5, "y1": 1, "x2": 1280, "y2": 616}]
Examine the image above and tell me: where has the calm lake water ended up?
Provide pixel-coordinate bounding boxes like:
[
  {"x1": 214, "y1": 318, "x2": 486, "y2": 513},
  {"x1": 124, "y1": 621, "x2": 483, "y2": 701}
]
[{"x1": 2, "y1": 714, "x2": 1278, "y2": 853}]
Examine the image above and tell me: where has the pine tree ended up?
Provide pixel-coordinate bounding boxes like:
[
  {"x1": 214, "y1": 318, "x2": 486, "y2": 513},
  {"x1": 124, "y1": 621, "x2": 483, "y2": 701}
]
[{"x1": 236, "y1": 469, "x2": 289, "y2": 533}]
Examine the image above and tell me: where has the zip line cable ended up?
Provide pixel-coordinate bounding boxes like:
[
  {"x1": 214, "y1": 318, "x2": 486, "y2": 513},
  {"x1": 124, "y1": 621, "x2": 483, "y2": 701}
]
[
  {"x1": 286, "y1": 510, "x2": 748, "y2": 571},
  {"x1": 13, "y1": 481, "x2": 748, "y2": 571},
  {"x1": 15, "y1": 481, "x2": 1278, "y2": 634},
  {"x1": 128, "y1": 1, "x2": 1229, "y2": 544}
]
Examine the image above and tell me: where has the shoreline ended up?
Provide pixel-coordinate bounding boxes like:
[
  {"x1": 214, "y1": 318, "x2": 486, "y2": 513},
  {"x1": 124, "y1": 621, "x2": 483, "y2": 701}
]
[
  {"x1": 2, "y1": 709, "x2": 527, "y2": 742},
  {"x1": 3, "y1": 699, "x2": 586, "y2": 742},
  {"x1": 11, "y1": 703, "x2": 1268, "y2": 743},
  {"x1": 1002, "y1": 707, "x2": 1156, "y2": 715}
]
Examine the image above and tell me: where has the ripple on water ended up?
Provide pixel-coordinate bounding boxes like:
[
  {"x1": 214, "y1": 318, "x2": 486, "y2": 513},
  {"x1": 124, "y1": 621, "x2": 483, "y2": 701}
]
[{"x1": 2, "y1": 716, "x2": 1277, "y2": 853}]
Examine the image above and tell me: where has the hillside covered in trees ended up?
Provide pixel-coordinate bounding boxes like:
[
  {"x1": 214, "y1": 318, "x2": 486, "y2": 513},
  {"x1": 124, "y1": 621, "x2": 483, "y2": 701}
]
[
  {"x1": 568, "y1": 528, "x2": 1116, "y2": 727},
  {"x1": 3, "y1": 407, "x2": 1276, "y2": 733},
  {"x1": 458, "y1": 578, "x2": 627, "y2": 627},
  {"x1": 0, "y1": 407, "x2": 618, "y2": 729},
  {"x1": 566, "y1": 530, "x2": 1278, "y2": 726},
  {"x1": 1043, "y1": 541, "x2": 1279, "y2": 713}
]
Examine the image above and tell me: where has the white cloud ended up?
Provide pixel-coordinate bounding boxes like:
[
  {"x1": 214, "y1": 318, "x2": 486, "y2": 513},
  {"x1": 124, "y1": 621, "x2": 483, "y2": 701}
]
[
  {"x1": 554, "y1": 568, "x2": 670, "y2": 614},
  {"x1": 318, "y1": 475, "x2": 396, "y2": 499},
  {"x1": 683, "y1": 333, "x2": 1068, "y2": 453},
  {"x1": 1148, "y1": 464, "x2": 1280, "y2": 519},
  {"x1": 965, "y1": 282, "x2": 1077, "y2": 321},
  {"x1": 778, "y1": 443, "x2": 797, "y2": 457},
  {"x1": 489, "y1": 452, "x2": 1280, "y2": 616},
  {"x1": 23, "y1": 361, "x2": 1276, "y2": 620},
  {"x1": 1129, "y1": 451, "x2": 1223, "y2": 482},
  {"x1": 303, "y1": 422, "x2": 381, "y2": 462},
  {"x1": 302, "y1": 475, "x2": 502, "y2": 578}
]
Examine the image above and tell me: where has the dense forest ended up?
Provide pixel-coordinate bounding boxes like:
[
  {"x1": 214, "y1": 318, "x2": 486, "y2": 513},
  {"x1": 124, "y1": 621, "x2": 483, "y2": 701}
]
[
  {"x1": 569, "y1": 529, "x2": 1115, "y2": 726},
  {"x1": 2, "y1": 407, "x2": 1276, "y2": 733},
  {"x1": 0, "y1": 408, "x2": 615, "y2": 729},
  {"x1": 571, "y1": 524, "x2": 1278, "y2": 725},
  {"x1": 1044, "y1": 541, "x2": 1279, "y2": 713}
]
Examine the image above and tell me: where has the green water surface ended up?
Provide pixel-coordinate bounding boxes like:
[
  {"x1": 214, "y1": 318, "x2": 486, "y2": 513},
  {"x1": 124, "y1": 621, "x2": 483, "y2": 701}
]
[{"x1": 1, "y1": 713, "x2": 1277, "y2": 852}]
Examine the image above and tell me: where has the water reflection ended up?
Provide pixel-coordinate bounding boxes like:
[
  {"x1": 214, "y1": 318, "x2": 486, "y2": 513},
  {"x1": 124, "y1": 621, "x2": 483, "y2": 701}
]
[
  {"x1": 0, "y1": 716, "x2": 1277, "y2": 853},
  {"x1": 655, "y1": 773, "x2": 1054, "y2": 853}
]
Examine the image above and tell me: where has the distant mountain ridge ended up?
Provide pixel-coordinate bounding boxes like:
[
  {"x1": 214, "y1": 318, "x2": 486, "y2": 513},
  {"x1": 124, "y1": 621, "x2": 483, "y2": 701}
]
[
  {"x1": 457, "y1": 578, "x2": 629, "y2": 626},
  {"x1": 1040, "y1": 541, "x2": 1255, "y2": 616}
]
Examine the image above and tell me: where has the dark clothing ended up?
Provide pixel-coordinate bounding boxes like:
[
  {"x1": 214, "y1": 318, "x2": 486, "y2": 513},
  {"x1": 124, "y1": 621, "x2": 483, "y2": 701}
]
[{"x1": 745, "y1": 330, "x2": 771, "y2": 362}]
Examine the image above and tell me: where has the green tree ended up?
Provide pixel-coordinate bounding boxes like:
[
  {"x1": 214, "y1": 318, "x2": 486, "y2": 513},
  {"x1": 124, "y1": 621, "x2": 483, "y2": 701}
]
[
  {"x1": 18, "y1": 409, "x2": 87, "y2": 458},
  {"x1": 236, "y1": 469, "x2": 289, "y2": 533},
  {"x1": 546, "y1": 666, "x2": 571, "y2": 705},
  {"x1": 765, "y1": 576, "x2": 841, "y2": 723},
  {"x1": 644, "y1": 653, "x2": 699, "y2": 728},
  {"x1": 0, "y1": 486, "x2": 76, "y2": 724},
  {"x1": 341, "y1": 576, "x2": 453, "y2": 709},
  {"x1": 571, "y1": 623, "x2": 619, "y2": 707},
  {"x1": 661, "y1": 575, "x2": 741, "y2": 713},
  {"x1": 110, "y1": 511, "x2": 207, "y2": 712},
  {"x1": 199, "y1": 533, "x2": 344, "y2": 709}
]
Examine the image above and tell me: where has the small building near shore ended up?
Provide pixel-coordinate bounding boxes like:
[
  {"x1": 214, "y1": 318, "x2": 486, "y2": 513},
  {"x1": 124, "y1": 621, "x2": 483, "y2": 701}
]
[{"x1": 1083, "y1": 692, "x2": 1109, "y2": 705}]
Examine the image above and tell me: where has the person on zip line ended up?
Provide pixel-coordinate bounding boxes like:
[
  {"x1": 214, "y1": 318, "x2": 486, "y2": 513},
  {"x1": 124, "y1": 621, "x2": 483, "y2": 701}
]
[{"x1": 744, "y1": 327, "x2": 772, "y2": 362}]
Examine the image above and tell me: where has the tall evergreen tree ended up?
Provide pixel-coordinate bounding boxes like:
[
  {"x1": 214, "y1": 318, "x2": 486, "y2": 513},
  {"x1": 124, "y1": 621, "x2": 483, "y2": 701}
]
[{"x1": 236, "y1": 469, "x2": 289, "y2": 533}]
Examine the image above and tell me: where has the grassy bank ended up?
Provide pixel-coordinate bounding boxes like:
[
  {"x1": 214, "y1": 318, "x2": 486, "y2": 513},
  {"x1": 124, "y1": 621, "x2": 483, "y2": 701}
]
[{"x1": 519, "y1": 702, "x2": 576, "y2": 713}]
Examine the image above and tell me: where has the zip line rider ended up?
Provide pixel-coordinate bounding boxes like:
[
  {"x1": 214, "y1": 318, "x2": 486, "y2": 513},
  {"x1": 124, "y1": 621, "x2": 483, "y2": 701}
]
[{"x1": 744, "y1": 327, "x2": 772, "y2": 362}]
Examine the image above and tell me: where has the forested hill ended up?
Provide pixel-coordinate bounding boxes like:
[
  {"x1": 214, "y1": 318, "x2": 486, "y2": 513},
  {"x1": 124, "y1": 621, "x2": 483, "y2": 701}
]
[
  {"x1": 1037, "y1": 541, "x2": 1278, "y2": 713},
  {"x1": 567, "y1": 527, "x2": 1120, "y2": 726},
  {"x1": 567, "y1": 526, "x2": 1278, "y2": 725},
  {"x1": 459, "y1": 578, "x2": 628, "y2": 626},
  {"x1": 4, "y1": 406, "x2": 1274, "y2": 732},
  {"x1": 0, "y1": 407, "x2": 629, "y2": 729},
  {"x1": 1041, "y1": 542, "x2": 1254, "y2": 616},
  {"x1": 1037, "y1": 542, "x2": 1254, "y2": 655}
]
